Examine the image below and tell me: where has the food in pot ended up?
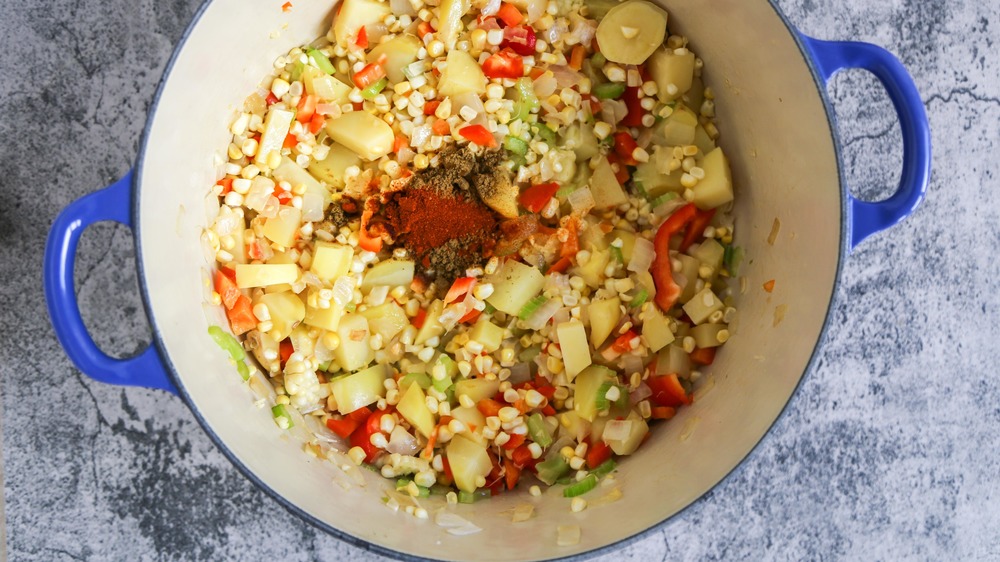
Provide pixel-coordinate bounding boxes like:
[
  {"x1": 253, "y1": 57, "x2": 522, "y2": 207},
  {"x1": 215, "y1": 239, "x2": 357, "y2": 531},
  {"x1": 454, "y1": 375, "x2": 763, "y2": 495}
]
[{"x1": 204, "y1": 0, "x2": 741, "y2": 509}]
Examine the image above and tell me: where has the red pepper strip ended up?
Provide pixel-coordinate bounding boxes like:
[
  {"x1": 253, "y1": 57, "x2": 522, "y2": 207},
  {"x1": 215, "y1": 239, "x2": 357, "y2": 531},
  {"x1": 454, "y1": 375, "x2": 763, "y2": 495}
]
[
  {"x1": 613, "y1": 132, "x2": 639, "y2": 166},
  {"x1": 279, "y1": 338, "x2": 294, "y2": 368},
  {"x1": 355, "y1": 26, "x2": 368, "y2": 49},
  {"x1": 423, "y1": 100, "x2": 441, "y2": 116},
  {"x1": 296, "y1": 94, "x2": 318, "y2": 123},
  {"x1": 546, "y1": 256, "x2": 572, "y2": 274},
  {"x1": 679, "y1": 208, "x2": 716, "y2": 253},
  {"x1": 586, "y1": 439, "x2": 613, "y2": 469},
  {"x1": 690, "y1": 346, "x2": 717, "y2": 366},
  {"x1": 518, "y1": 181, "x2": 559, "y2": 213},
  {"x1": 606, "y1": 152, "x2": 631, "y2": 184},
  {"x1": 265, "y1": 92, "x2": 278, "y2": 105},
  {"x1": 349, "y1": 409, "x2": 390, "y2": 463},
  {"x1": 650, "y1": 203, "x2": 698, "y2": 311},
  {"x1": 352, "y1": 58, "x2": 386, "y2": 89},
  {"x1": 611, "y1": 330, "x2": 638, "y2": 354},
  {"x1": 283, "y1": 133, "x2": 298, "y2": 149},
  {"x1": 651, "y1": 406, "x2": 676, "y2": 420},
  {"x1": 648, "y1": 373, "x2": 692, "y2": 407},
  {"x1": 496, "y1": 2, "x2": 523, "y2": 26},
  {"x1": 412, "y1": 308, "x2": 427, "y2": 329},
  {"x1": 504, "y1": 456, "x2": 521, "y2": 490},
  {"x1": 560, "y1": 217, "x2": 579, "y2": 258},
  {"x1": 510, "y1": 444, "x2": 533, "y2": 467},
  {"x1": 502, "y1": 433, "x2": 526, "y2": 450},
  {"x1": 214, "y1": 269, "x2": 241, "y2": 310},
  {"x1": 417, "y1": 21, "x2": 434, "y2": 39},
  {"x1": 217, "y1": 176, "x2": 234, "y2": 195},
  {"x1": 444, "y1": 277, "x2": 477, "y2": 304},
  {"x1": 326, "y1": 417, "x2": 359, "y2": 438},
  {"x1": 459, "y1": 124, "x2": 497, "y2": 147},
  {"x1": 621, "y1": 86, "x2": 644, "y2": 127},
  {"x1": 459, "y1": 308, "x2": 482, "y2": 324},
  {"x1": 500, "y1": 25, "x2": 536, "y2": 56},
  {"x1": 481, "y1": 49, "x2": 524, "y2": 79}
]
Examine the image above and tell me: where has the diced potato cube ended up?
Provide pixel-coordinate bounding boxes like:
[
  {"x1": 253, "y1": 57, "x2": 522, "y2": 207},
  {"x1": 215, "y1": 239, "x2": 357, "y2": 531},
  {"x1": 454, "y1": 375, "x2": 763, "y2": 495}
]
[
  {"x1": 633, "y1": 146, "x2": 683, "y2": 197},
  {"x1": 693, "y1": 147, "x2": 734, "y2": 210},
  {"x1": 676, "y1": 253, "x2": 701, "y2": 303},
  {"x1": 660, "y1": 105, "x2": 697, "y2": 147},
  {"x1": 604, "y1": 410, "x2": 648, "y2": 455},
  {"x1": 589, "y1": 157, "x2": 628, "y2": 209},
  {"x1": 635, "y1": 270, "x2": 657, "y2": 298},
  {"x1": 368, "y1": 34, "x2": 422, "y2": 83},
  {"x1": 446, "y1": 434, "x2": 492, "y2": 492},
  {"x1": 303, "y1": 301, "x2": 346, "y2": 332},
  {"x1": 648, "y1": 46, "x2": 696, "y2": 102},
  {"x1": 569, "y1": 248, "x2": 609, "y2": 289},
  {"x1": 587, "y1": 297, "x2": 621, "y2": 349},
  {"x1": 360, "y1": 259, "x2": 415, "y2": 291},
  {"x1": 655, "y1": 344, "x2": 691, "y2": 377},
  {"x1": 360, "y1": 301, "x2": 408, "y2": 341},
  {"x1": 437, "y1": 50, "x2": 487, "y2": 96},
  {"x1": 235, "y1": 263, "x2": 299, "y2": 289},
  {"x1": 449, "y1": 405, "x2": 486, "y2": 434},
  {"x1": 303, "y1": 66, "x2": 352, "y2": 103},
  {"x1": 332, "y1": 0, "x2": 390, "y2": 48},
  {"x1": 455, "y1": 379, "x2": 501, "y2": 405},
  {"x1": 557, "y1": 319, "x2": 591, "y2": 380},
  {"x1": 691, "y1": 323, "x2": 727, "y2": 349},
  {"x1": 486, "y1": 260, "x2": 545, "y2": 316},
  {"x1": 331, "y1": 364, "x2": 387, "y2": 414},
  {"x1": 437, "y1": 0, "x2": 470, "y2": 49},
  {"x1": 609, "y1": 229, "x2": 636, "y2": 263},
  {"x1": 682, "y1": 287, "x2": 724, "y2": 325},
  {"x1": 689, "y1": 238, "x2": 725, "y2": 272},
  {"x1": 310, "y1": 242, "x2": 353, "y2": 282},
  {"x1": 573, "y1": 366, "x2": 615, "y2": 422},
  {"x1": 641, "y1": 306, "x2": 675, "y2": 352},
  {"x1": 256, "y1": 291, "x2": 305, "y2": 342},
  {"x1": 308, "y1": 143, "x2": 361, "y2": 187},
  {"x1": 262, "y1": 207, "x2": 302, "y2": 248},
  {"x1": 397, "y1": 382, "x2": 436, "y2": 438},
  {"x1": 693, "y1": 124, "x2": 715, "y2": 155},
  {"x1": 415, "y1": 300, "x2": 445, "y2": 345},
  {"x1": 325, "y1": 111, "x2": 394, "y2": 161},
  {"x1": 254, "y1": 107, "x2": 295, "y2": 166},
  {"x1": 335, "y1": 313, "x2": 374, "y2": 371},
  {"x1": 469, "y1": 318, "x2": 505, "y2": 353}
]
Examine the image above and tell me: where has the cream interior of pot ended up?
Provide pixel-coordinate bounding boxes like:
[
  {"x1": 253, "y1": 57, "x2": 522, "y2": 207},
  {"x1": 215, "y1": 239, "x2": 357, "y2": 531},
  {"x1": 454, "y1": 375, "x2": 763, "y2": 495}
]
[{"x1": 137, "y1": 0, "x2": 841, "y2": 558}]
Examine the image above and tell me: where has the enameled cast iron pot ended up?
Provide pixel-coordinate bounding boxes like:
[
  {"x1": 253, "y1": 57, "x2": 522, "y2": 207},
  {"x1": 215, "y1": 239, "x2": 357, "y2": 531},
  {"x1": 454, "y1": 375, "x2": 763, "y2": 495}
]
[{"x1": 43, "y1": 0, "x2": 930, "y2": 559}]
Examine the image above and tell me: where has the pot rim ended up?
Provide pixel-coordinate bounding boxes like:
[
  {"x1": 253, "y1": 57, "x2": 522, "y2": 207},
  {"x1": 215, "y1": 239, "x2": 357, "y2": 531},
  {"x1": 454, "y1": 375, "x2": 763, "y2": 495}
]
[{"x1": 132, "y1": 1, "x2": 847, "y2": 559}]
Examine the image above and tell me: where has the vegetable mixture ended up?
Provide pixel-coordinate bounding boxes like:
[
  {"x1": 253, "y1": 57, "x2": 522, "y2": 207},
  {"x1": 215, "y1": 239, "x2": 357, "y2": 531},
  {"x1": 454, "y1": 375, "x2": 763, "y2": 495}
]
[{"x1": 205, "y1": 0, "x2": 741, "y2": 514}]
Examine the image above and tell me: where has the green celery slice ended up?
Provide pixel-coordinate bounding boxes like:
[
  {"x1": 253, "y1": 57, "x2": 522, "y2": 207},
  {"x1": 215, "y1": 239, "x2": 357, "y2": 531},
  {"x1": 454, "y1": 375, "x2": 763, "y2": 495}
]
[
  {"x1": 593, "y1": 82, "x2": 626, "y2": 100},
  {"x1": 526, "y1": 413, "x2": 553, "y2": 448},
  {"x1": 518, "y1": 295, "x2": 548, "y2": 320},
  {"x1": 563, "y1": 474, "x2": 598, "y2": 497},
  {"x1": 307, "y1": 49, "x2": 336, "y2": 74}
]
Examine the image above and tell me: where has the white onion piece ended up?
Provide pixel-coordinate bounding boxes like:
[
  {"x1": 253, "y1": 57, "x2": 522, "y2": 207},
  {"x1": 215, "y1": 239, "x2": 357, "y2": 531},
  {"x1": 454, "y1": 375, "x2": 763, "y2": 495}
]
[
  {"x1": 480, "y1": 0, "x2": 501, "y2": 16},
  {"x1": 526, "y1": 0, "x2": 546, "y2": 23},
  {"x1": 303, "y1": 414, "x2": 341, "y2": 443},
  {"x1": 602, "y1": 419, "x2": 633, "y2": 442},
  {"x1": 316, "y1": 103, "x2": 342, "y2": 117},
  {"x1": 544, "y1": 272, "x2": 570, "y2": 295},
  {"x1": 653, "y1": 197, "x2": 687, "y2": 218},
  {"x1": 524, "y1": 298, "x2": 561, "y2": 330},
  {"x1": 621, "y1": 353, "x2": 644, "y2": 376},
  {"x1": 365, "y1": 22, "x2": 390, "y2": 44},
  {"x1": 213, "y1": 208, "x2": 239, "y2": 236},
  {"x1": 532, "y1": 73, "x2": 557, "y2": 98},
  {"x1": 601, "y1": 98, "x2": 628, "y2": 126},
  {"x1": 397, "y1": 146, "x2": 415, "y2": 166},
  {"x1": 301, "y1": 190, "x2": 325, "y2": 222},
  {"x1": 543, "y1": 18, "x2": 568, "y2": 44},
  {"x1": 567, "y1": 187, "x2": 595, "y2": 214},
  {"x1": 569, "y1": 15, "x2": 596, "y2": 46},
  {"x1": 438, "y1": 303, "x2": 467, "y2": 330},
  {"x1": 550, "y1": 65, "x2": 584, "y2": 89},
  {"x1": 390, "y1": 0, "x2": 416, "y2": 15},
  {"x1": 552, "y1": 306, "x2": 571, "y2": 325},
  {"x1": 628, "y1": 238, "x2": 655, "y2": 273},
  {"x1": 368, "y1": 284, "x2": 390, "y2": 306},
  {"x1": 411, "y1": 124, "x2": 432, "y2": 148},
  {"x1": 630, "y1": 382, "x2": 652, "y2": 405},
  {"x1": 301, "y1": 271, "x2": 323, "y2": 288},
  {"x1": 387, "y1": 426, "x2": 420, "y2": 455},
  {"x1": 258, "y1": 196, "x2": 280, "y2": 219},
  {"x1": 452, "y1": 92, "x2": 487, "y2": 125},
  {"x1": 508, "y1": 362, "x2": 532, "y2": 384},
  {"x1": 244, "y1": 176, "x2": 276, "y2": 212},
  {"x1": 332, "y1": 276, "x2": 354, "y2": 307}
]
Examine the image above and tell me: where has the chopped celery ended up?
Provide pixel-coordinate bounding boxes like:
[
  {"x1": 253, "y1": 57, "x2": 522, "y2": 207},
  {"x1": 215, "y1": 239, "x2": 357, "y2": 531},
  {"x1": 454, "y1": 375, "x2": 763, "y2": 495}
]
[
  {"x1": 724, "y1": 245, "x2": 744, "y2": 275},
  {"x1": 400, "y1": 372, "x2": 432, "y2": 390},
  {"x1": 509, "y1": 153, "x2": 527, "y2": 170},
  {"x1": 651, "y1": 192, "x2": 679, "y2": 208},
  {"x1": 512, "y1": 77, "x2": 539, "y2": 122},
  {"x1": 594, "y1": 381, "x2": 628, "y2": 411},
  {"x1": 396, "y1": 478, "x2": 431, "y2": 497},
  {"x1": 589, "y1": 458, "x2": 617, "y2": 479},
  {"x1": 563, "y1": 474, "x2": 598, "y2": 497},
  {"x1": 518, "y1": 294, "x2": 548, "y2": 320},
  {"x1": 593, "y1": 82, "x2": 625, "y2": 100},
  {"x1": 307, "y1": 49, "x2": 336, "y2": 75},
  {"x1": 431, "y1": 354, "x2": 458, "y2": 393},
  {"x1": 289, "y1": 61, "x2": 305, "y2": 82},
  {"x1": 458, "y1": 489, "x2": 490, "y2": 503},
  {"x1": 555, "y1": 183, "x2": 577, "y2": 198},
  {"x1": 484, "y1": 302, "x2": 497, "y2": 314},
  {"x1": 536, "y1": 455, "x2": 571, "y2": 485},
  {"x1": 361, "y1": 77, "x2": 388, "y2": 100},
  {"x1": 591, "y1": 52, "x2": 607, "y2": 68},
  {"x1": 504, "y1": 135, "x2": 529, "y2": 155},
  {"x1": 526, "y1": 413, "x2": 553, "y2": 448},
  {"x1": 628, "y1": 287, "x2": 649, "y2": 308},
  {"x1": 395, "y1": 478, "x2": 412, "y2": 489},
  {"x1": 633, "y1": 181, "x2": 648, "y2": 200},
  {"x1": 610, "y1": 245, "x2": 624, "y2": 264},
  {"x1": 208, "y1": 326, "x2": 250, "y2": 381},
  {"x1": 518, "y1": 345, "x2": 542, "y2": 362},
  {"x1": 317, "y1": 361, "x2": 332, "y2": 372},
  {"x1": 271, "y1": 404, "x2": 294, "y2": 429},
  {"x1": 556, "y1": 475, "x2": 574, "y2": 485},
  {"x1": 533, "y1": 123, "x2": 557, "y2": 145}
]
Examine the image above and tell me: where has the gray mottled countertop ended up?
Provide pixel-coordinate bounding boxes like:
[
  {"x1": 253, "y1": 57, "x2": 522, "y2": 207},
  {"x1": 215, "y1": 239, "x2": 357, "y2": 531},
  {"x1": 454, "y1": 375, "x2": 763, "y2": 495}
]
[{"x1": 2, "y1": 0, "x2": 998, "y2": 560}]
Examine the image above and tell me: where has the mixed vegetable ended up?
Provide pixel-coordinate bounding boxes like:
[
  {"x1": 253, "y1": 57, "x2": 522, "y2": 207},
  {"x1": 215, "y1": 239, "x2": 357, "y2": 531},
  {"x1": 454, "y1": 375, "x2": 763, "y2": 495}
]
[{"x1": 204, "y1": 0, "x2": 741, "y2": 514}]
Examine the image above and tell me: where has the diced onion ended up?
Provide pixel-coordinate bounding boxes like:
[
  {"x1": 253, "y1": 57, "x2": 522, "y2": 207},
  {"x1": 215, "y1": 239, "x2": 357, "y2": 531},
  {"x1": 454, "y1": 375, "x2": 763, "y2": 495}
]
[
  {"x1": 600, "y1": 99, "x2": 628, "y2": 127},
  {"x1": 480, "y1": 0, "x2": 501, "y2": 17},
  {"x1": 438, "y1": 303, "x2": 467, "y2": 330},
  {"x1": 213, "y1": 209, "x2": 240, "y2": 236},
  {"x1": 301, "y1": 271, "x2": 323, "y2": 288},
  {"x1": 602, "y1": 419, "x2": 633, "y2": 442},
  {"x1": 550, "y1": 66, "x2": 584, "y2": 89},
  {"x1": 244, "y1": 176, "x2": 276, "y2": 212},
  {"x1": 368, "y1": 285, "x2": 390, "y2": 306},
  {"x1": 316, "y1": 103, "x2": 341, "y2": 117},
  {"x1": 524, "y1": 298, "x2": 560, "y2": 330},
  {"x1": 301, "y1": 190, "x2": 325, "y2": 222},
  {"x1": 533, "y1": 73, "x2": 557, "y2": 99},
  {"x1": 621, "y1": 353, "x2": 644, "y2": 376},
  {"x1": 508, "y1": 362, "x2": 532, "y2": 384},
  {"x1": 526, "y1": 0, "x2": 546, "y2": 23},
  {"x1": 390, "y1": 0, "x2": 416, "y2": 15},
  {"x1": 452, "y1": 92, "x2": 487, "y2": 126},
  {"x1": 567, "y1": 187, "x2": 595, "y2": 214},
  {"x1": 630, "y1": 382, "x2": 652, "y2": 405},
  {"x1": 410, "y1": 124, "x2": 432, "y2": 148},
  {"x1": 628, "y1": 238, "x2": 655, "y2": 273},
  {"x1": 332, "y1": 276, "x2": 354, "y2": 307},
  {"x1": 386, "y1": 426, "x2": 420, "y2": 455},
  {"x1": 552, "y1": 306, "x2": 571, "y2": 325}
]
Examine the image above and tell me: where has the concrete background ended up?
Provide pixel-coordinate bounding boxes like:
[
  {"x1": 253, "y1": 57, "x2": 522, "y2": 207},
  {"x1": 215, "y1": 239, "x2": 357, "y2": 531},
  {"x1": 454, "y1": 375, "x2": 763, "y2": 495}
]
[{"x1": 2, "y1": 0, "x2": 998, "y2": 560}]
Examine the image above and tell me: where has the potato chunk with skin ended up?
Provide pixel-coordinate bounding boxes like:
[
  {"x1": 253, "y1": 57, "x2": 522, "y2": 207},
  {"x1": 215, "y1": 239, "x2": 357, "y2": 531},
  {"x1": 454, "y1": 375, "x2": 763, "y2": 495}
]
[
  {"x1": 692, "y1": 147, "x2": 734, "y2": 209},
  {"x1": 437, "y1": 50, "x2": 487, "y2": 97},
  {"x1": 594, "y1": 0, "x2": 668, "y2": 65},
  {"x1": 332, "y1": 0, "x2": 390, "y2": 48},
  {"x1": 446, "y1": 434, "x2": 492, "y2": 493},
  {"x1": 367, "y1": 35, "x2": 422, "y2": 83},
  {"x1": 324, "y1": 111, "x2": 394, "y2": 161},
  {"x1": 648, "y1": 46, "x2": 696, "y2": 102}
]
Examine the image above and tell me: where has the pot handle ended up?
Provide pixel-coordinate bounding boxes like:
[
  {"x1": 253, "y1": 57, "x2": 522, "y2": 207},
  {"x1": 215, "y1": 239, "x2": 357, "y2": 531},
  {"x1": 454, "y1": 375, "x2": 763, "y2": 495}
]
[
  {"x1": 44, "y1": 171, "x2": 178, "y2": 394},
  {"x1": 799, "y1": 34, "x2": 930, "y2": 248}
]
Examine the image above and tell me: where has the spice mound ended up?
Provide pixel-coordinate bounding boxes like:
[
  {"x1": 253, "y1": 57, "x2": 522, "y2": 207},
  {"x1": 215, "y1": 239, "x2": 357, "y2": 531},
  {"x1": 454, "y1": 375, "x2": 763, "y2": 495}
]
[{"x1": 382, "y1": 149, "x2": 514, "y2": 282}]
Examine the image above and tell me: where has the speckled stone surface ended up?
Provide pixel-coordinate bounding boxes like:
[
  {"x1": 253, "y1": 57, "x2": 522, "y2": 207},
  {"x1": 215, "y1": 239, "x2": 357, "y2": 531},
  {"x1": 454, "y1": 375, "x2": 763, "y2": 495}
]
[{"x1": 2, "y1": 0, "x2": 998, "y2": 560}]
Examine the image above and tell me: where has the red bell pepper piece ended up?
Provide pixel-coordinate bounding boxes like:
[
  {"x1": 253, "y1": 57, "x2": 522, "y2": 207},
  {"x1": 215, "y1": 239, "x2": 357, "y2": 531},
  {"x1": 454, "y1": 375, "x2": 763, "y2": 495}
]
[
  {"x1": 648, "y1": 373, "x2": 692, "y2": 407},
  {"x1": 355, "y1": 26, "x2": 368, "y2": 49},
  {"x1": 611, "y1": 330, "x2": 638, "y2": 353},
  {"x1": 510, "y1": 443, "x2": 533, "y2": 467},
  {"x1": 546, "y1": 256, "x2": 572, "y2": 274},
  {"x1": 444, "y1": 277, "x2": 477, "y2": 304},
  {"x1": 481, "y1": 49, "x2": 524, "y2": 79},
  {"x1": 679, "y1": 208, "x2": 716, "y2": 252},
  {"x1": 352, "y1": 57, "x2": 386, "y2": 89},
  {"x1": 503, "y1": 456, "x2": 522, "y2": 490},
  {"x1": 621, "y1": 86, "x2": 644, "y2": 127},
  {"x1": 477, "y1": 398, "x2": 505, "y2": 418},
  {"x1": 226, "y1": 295, "x2": 258, "y2": 336},
  {"x1": 586, "y1": 438, "x2": 613, "y2": 469},
  {"x1": 349, "y1": 409, "x2": 390, "y2": 463},
  {"x1": 502, "y1": 433, "x2": 526, "y2": 451},
  {"x1": 495, "y1": 2, "x2": 523, "y2": 26},
  {"x1": 690, "y1": 346, "x2": 717, "y2": 366},
  {"x1": 650, "y1": 203, "x2": 697, "y2": 311},
  {"x1": 326, "y1": 417, "x2": 359, "y2": 438},
  {"x1": 500, "y1": 25, "x2": 536, "y2": 56},
  {"x1": 214, "y1": 269, "x2": 241, "y2": 310},
  {"x1": 458, "y1": 308, "x2": 482, "y2": 324},
  {"x1": 613, "y1": 132, "x2": 639, "y2": 166},
  {"x1": 279, "y1": 338, "x2": 294, "y2": 368},
  {"x1": 412, "y1": 307, "x2": 427, "y2": 329},
  {"x1": 458, "y1": 124, "x2": 497, "y2": 147},
  {"x1": 518, "y1": 181, "x2": 559, "y2": 213},
  {"x1": 296, "y1": 94, "x2": 318, "y2": 123},
  {"x1": 358, "y1": 205, "x2": 382, "y2": 253}
]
